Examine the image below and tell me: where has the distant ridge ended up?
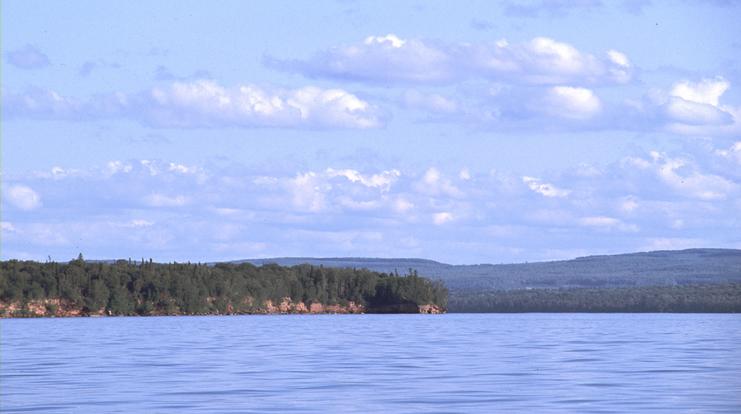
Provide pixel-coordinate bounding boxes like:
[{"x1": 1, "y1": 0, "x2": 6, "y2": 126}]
[{"x1": 234, "y1": 248, "x2": 741, "y2": 292}]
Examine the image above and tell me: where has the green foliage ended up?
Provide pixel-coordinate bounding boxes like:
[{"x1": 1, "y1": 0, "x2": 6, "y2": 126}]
[
  {"x1": 0, "y1": 258, "x2": 447, "y2": 316},
  {"x1": 449, "y1": 284, "x2": 741, "y2": 313}
]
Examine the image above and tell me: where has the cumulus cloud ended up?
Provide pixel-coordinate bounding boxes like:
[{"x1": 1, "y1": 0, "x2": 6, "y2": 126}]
[
  {"x1": 4, "y1": 185, "x2": 42, "y2": 210},
  {"x1": 288, "y1": 172, "x2": 328, "y2": 212},
  {"x1": 642, "y1": 76, "x2": 741, "y2": 136},
  {"x1": 5, "y1": 44, "x2": 50, "y2": 69},
  {"x1": 268, "y1": 34, "x2": 632, "y2": 86},
  {"x1": 627, "y1": 151, "x2": 738, "y2": 200},
  {"x1": 396, "y1": 74, "x2": 738, "y2": 135},
  {"x1": 652, "y1": 153, "x2": 737, "y2": 200},
  {"x1": 3, "y1": 81, "x2": 384, "y2": 129},
  {"x1": 542, "y1": 86, "x2": 602, "y2": 119},
  {"x1": 664, "y1": 77, "x2": 733, "y2": 125},
  {"x1": 106, "y1": 161, "x2": 134, "y2": 175},
  {"x1": 671, "y1": 77, "x2": 729, "y2": 106},
  {"x1": 325, "y1": 168, "x2": 400, "y2": 191},
  {"x1": 417, "y1": 168, "x2": 463, "y2": 197},
  {"x1": 522, "y1": 176, "x2": 571, "y2": 197}
]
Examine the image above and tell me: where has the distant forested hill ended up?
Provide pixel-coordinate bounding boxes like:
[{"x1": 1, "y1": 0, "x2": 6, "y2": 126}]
[{"x1": 238, "y1": 249, "x2": 741, "y2": 292}]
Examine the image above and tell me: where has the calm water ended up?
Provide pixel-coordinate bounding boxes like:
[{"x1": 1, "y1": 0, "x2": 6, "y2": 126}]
[{"x1": 1, "y1": 314, "x2": 740, "y2": 413}]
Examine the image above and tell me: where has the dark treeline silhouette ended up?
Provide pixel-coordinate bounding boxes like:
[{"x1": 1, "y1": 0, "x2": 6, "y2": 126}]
[
  {"x1": 449, "y1": 284, "x2": 741, "y2": 313},
  {"x1": 0, "y1": 256, "x2": 447, "y2": 316}
]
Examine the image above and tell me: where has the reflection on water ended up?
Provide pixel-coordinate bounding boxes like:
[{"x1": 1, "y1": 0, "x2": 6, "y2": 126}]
[{"x1": 2, "y1": 314, "x2": 740, "y2": 413}]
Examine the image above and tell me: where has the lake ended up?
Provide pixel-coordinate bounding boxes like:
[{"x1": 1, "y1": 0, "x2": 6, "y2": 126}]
[{"x1": 2, "y1": 314, "x2": 740, "y2": 413}]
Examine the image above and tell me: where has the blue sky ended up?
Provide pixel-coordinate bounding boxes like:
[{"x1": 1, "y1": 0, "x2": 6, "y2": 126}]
[{"x1": 2, "y1": 0, "x2": 741, "y2": 264}]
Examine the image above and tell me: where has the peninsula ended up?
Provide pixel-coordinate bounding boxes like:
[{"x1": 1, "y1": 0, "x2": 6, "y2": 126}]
[{"x1": 0, "y1": 256, "x2": 447, "y2": 317}]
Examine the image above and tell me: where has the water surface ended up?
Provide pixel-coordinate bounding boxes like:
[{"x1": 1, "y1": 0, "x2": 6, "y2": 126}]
[{"x1": 2, "y1": 314, "x2": 740, "y2": 413}]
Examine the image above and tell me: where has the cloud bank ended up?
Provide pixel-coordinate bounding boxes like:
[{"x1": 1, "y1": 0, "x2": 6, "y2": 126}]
[
  {"x1": 2, "y1": 81, "x2": 383, "y2": 129},
  {"x1": 267, "y1": 35, "x2": 632, "y2": 86},
  {"x1": 3, "y1": 144, "x2": 739, "y2": 263}
]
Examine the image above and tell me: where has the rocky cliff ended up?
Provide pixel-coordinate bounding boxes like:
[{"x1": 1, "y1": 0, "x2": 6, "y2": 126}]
[{"x1": 0, "y1": 297, "x2": 444, "y2": 318}]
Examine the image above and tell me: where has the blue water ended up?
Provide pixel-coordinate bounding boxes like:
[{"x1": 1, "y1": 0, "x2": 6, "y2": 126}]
[{"x1": 2, "y1": 314, "x2": 740, "y2": 413}]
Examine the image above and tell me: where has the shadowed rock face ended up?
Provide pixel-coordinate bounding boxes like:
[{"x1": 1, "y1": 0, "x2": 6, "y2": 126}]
[{"x1": 366, "y1": 303, "x2": 444, "y2": 314}]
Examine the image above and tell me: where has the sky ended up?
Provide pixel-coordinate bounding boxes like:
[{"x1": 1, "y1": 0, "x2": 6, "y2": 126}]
[{"x1": 2, "y1": 0, "x2": 741, "y2": 264}]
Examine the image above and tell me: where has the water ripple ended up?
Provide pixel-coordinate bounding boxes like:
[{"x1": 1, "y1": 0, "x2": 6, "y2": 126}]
[{"x1": 2, "y1": 314, "x2": 740, "y2": 413}]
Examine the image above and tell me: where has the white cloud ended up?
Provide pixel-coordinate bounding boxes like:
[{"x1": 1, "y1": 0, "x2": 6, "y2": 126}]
[
  {"x1": 606, "y1": 50, "x2": 631, "y2": 83},
  {"x1": 4, "y1": 81, "x2": 383, "y2": 129},
  {"x1": 635, "y1": 152, "x2": 738, "y2": 200},
  {"x1": 270, "y1": 35, "x2": 631, "y2": 85},
  {"x1": 393, "y1": 197, "x2": 415, "y2": 213},
  {"x1": 716, "y1": 142, "x2": 741, "y2": 164},
  {"x1": 325, "y1": 168, "x2": 400, "y2": 191},
  {"x1": 607, "y1": 50, "x2": 630, "y2": 68},
  {"x1": 522, "y1": 176, "x2": 571, "y2": 198},
  {"x1": 106, "y1": 161, "x2": 133, "y2": 175},
  {"x1": 289, "y1": 172, "x2": 327, "y2": 212},
  {"x1": 139, "y1": 160, "x2": 160, "y2": 176},
  {"x1": 148, "y1": 81, "x2": 382, "y2": 129},
  {"x1": 364, "y1": 34, "x2": 406, "y2": 48},
  {"x1": 619, "y1": 196, "x2": 639, "y2": 213},
  {"x1": 417, "y1": 168, "x2": 463, "y2": 197},
  {"x1": 657, "y1": 76, "x2": 741, "y2": 135},
  {"x1": 657, "y1": 156, "x2": 735, "y2": 200},
  {"x1": 5, "y1": 185, "x2": 42, "y2": 210},
  {"x1": 666, "y1": 98, "x2": 732, "y2": 125},
  {"x1": 168, "y1": 163, "x2": 197, "y2": 174},
  {"x1": 145, "y1": 193, "x2": 189, "y2": 207},
  {"x1": 433, "y1": 211, "x2": 454, "y2": 225},
  {"x1": 671, "y1": 77, "x2": 729, "y2": 106},
  {"x1": 459, "y1": 168, "x2": 472, "y2": 180},
  {"x1": 126, "y1": 219, "x2": 154, "y2": 228},
  {"x1": 3, "y1": 151, "x2": 739, "y2": 263},
  {"x1": 543, "y1": 86, "x2": 601, "y2": 119}
]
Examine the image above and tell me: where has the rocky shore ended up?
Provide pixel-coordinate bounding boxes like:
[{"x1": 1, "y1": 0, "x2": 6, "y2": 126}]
[{"x1": 0, "y1": 297, "x2": 444, "y2": 318}]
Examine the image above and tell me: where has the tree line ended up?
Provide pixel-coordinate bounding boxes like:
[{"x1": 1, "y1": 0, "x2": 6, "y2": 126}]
[
  {"x1": 448, "y1": 284, "x2": 741, "y2": 313},
  {"x1": 0, "y1": 255, "x2": 447, "y2": 316}
]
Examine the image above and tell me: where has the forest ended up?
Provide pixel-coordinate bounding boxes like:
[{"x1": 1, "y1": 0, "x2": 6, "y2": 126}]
[
  {"x1": 448, "y1": 284, "x2": 741, "y2": 313},
  {"x1": 0, "y1": 256, "x2": 448, "y2": 317}
]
